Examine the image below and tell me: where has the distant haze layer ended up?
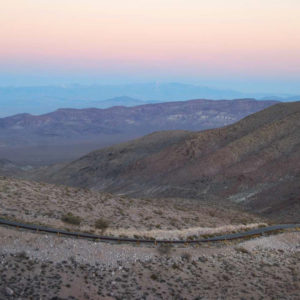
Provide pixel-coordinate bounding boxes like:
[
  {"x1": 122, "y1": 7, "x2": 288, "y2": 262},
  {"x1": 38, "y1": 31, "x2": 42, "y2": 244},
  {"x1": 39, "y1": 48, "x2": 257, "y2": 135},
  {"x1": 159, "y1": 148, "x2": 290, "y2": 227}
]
[
  {"x1": 0, "y1": 83, "x2": 299, "y2": 117},
  {"x1": 0, "y1": 1, "x2": 300, "y2": 92}
]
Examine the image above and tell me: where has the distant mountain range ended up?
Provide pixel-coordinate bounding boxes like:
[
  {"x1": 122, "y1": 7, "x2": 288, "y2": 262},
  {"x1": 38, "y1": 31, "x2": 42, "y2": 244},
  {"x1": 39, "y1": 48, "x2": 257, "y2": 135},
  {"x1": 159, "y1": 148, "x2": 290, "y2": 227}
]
[
  {"x1": 1, "y1": 82, "x2": 298, "y2": 117},
  {"x1": 0, "y1": 98, "x2": 277, "y2": 165},
  {"x1": 94, "y1": 96, "x2": 146, "y2": 108},
  {"x1": 41, "y1": 101, "x2": 300, "y2": 222}
]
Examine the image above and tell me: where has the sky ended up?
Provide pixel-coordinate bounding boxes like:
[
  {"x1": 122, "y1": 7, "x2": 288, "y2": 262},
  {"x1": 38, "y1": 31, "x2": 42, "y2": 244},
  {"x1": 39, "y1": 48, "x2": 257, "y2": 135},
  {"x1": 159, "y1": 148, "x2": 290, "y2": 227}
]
[{"x1": 0, "y1": 0, "x2": 300, "y2": 93}]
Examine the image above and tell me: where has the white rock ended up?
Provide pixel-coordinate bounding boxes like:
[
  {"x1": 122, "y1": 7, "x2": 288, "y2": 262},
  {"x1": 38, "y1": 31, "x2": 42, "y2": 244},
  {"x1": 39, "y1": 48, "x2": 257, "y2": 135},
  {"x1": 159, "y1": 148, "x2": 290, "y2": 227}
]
[{"x1": 5, "y1": 287, "x2": 14, "y2": 296}]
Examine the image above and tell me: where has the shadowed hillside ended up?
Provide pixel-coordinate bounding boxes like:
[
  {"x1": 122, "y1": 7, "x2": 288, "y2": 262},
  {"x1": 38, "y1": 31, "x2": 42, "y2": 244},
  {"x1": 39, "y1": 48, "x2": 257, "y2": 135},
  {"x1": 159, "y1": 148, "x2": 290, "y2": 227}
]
[{"x1": 44, "y1": 102, "x2": 300, "y2": 222}]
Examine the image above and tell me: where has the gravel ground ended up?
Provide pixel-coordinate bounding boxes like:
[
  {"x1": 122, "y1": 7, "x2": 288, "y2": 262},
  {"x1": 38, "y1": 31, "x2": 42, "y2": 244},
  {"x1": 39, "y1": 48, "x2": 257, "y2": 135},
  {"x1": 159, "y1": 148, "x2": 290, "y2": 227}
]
[{"x1": 0, "y1": 226, "x2": 299, "y2": 299}]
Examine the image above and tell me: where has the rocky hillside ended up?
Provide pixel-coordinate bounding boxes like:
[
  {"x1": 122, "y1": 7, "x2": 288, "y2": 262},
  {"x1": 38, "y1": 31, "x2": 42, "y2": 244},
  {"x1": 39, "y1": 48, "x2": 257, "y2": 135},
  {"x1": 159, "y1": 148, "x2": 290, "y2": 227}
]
[
  {"x1": 0, "y1": 176, "x2": 262, "y2": 239},
  {"x1": 44, "y1": 102, "x2": 300, "y2": 222},
  {"x1": 0, "y1": 98, "x2": 277, "y2": 164}
]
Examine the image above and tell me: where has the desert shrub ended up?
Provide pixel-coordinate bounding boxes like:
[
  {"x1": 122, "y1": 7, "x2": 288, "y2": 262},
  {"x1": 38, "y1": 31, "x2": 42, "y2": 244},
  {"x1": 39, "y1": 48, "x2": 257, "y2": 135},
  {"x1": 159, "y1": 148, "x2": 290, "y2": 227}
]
[
  {"x1": 154, "y1": 210, "x2": 163, "y2": 216},
  {"x1": 235, "y1": 246, "x2": 250, "y2": 254},
  {"x1": 86, "y1": 203, "x2": 93, "y2": 211},
  {"x1": 150, "y1": 274, "x2": 158, "y2": 280},
  {"x1": 157, "y1": 243, "x2": 172, "y2": 255},
  {"x1": 208, "y1": 209, "x2": 218, "y2": 217},
  {"x1": 61, "y1": 212, "x2": 81, "y2": 225},
  {"x1": 187, "y1": 235, "x2": 197, "y2": 240},
  {"x1": 95, "y1": 218, "x2": 109, "y2": 231},
  {"x1": 181, "y1": 252, "x2": 191, "y2": 261},
  {"x1": 16, "y1": 251, "x2": 28, "y2": 260}
]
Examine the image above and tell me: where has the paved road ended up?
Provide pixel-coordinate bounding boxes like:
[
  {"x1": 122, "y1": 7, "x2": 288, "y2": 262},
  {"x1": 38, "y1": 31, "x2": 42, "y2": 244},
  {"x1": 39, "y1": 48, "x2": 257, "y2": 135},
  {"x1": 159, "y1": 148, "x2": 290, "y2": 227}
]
[{"x1": 0, "y1": 218, "x2": 299, "y2": 244}]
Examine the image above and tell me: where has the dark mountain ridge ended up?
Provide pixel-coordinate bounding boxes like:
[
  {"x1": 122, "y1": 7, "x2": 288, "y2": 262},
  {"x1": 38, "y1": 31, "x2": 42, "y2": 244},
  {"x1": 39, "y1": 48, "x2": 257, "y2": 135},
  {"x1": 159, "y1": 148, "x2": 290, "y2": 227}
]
[{"x1": 0, "y1": 98, "x2": 277, "y2": 164}]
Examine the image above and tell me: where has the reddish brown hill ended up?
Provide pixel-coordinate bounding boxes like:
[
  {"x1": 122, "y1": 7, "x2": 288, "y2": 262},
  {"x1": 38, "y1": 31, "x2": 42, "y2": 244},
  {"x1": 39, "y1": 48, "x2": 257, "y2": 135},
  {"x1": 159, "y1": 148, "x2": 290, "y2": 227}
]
[{"x1": 41, "y1": 102, "x2": 300, "y2": 222}]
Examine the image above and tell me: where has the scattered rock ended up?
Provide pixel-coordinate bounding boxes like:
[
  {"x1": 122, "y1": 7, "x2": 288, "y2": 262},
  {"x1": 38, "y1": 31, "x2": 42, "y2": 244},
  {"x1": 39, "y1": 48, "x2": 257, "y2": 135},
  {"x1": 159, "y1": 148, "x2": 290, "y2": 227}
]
[{"x1": 5, "y1": 287, "x2": 14, "y2": 296}]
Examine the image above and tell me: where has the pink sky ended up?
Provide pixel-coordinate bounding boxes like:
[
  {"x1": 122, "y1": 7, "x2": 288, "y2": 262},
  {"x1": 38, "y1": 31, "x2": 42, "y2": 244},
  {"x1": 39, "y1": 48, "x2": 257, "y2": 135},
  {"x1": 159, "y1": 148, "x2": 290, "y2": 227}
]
[{"x1": 0, "y1": 0, "x2": 300, "y2": 91}]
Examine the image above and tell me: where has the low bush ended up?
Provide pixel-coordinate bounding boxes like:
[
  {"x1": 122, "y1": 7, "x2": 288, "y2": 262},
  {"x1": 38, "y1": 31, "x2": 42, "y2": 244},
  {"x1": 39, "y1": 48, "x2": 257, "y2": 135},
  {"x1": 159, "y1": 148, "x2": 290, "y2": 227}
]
[
  {"x1": 157, "y1": 243, "x2": 172, "y2": 255},
  {"x1": 150, "y1": 274, "x2": 158, "y2": 280},
  {"x1": 95, "y1": 218, "x2": 109, "y2": 231},
  {"x1": 61, "y1": 213, "x2": 81, "y2": 225},
  {"x1": 181, "y1": 252, "x2": 191, "y2": 261},
  {"x1": 235, "y1": 246, "x2": 250, "y2": 254}
]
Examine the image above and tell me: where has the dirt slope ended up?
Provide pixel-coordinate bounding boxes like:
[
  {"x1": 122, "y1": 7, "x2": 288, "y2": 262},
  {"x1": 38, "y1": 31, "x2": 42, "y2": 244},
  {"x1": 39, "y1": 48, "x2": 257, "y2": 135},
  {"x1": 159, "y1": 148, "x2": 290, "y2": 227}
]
[
  {"x1": 38, "y1": 102, "x2": 300, "y2": 222},
  {"x1": 0, "y1": 176, "x2": 262, "y2": 239}
]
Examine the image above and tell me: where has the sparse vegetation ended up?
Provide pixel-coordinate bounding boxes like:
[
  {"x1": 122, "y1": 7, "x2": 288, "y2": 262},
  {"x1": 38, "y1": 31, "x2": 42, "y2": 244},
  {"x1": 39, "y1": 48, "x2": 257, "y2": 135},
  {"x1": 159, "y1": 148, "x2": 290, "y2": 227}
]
[
  {"x1": 150, "y1": 274, "x2": 158, "y2": 280},
  {"x1": 0, "y1": 176, "x2": 265, "y2": 239},
  {"x1": 181, "y1": 252, "x2": 191, "y2": 261},
  {"x1": 235, "y1": 246, "x2": 251, "y2": 254},
  {"x1": 0, "y1": 227, "x2": 299, "y2": 299},
  {"x1": 95, "y1": 218, "x2": 109, "y2": 231},
  {"x1": 157, "y1": 243, "x2": 172, "y2": 255},
  {"x1": 61, "y1": 213, "x2": 81, "y2": 225}
]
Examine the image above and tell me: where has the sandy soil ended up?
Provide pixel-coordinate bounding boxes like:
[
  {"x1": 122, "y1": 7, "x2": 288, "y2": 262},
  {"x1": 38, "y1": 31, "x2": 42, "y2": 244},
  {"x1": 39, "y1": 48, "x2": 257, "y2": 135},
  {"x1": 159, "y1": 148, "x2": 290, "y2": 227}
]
[
  {"x1": 0, "y1": 176, "x2": 263, "y2": 239},
  {"x1": 1, "y1": 175, "x2": 298, "y2": 299},
  {"x1": 0, "y1": 226, "x2": 299, "y2": 299}
]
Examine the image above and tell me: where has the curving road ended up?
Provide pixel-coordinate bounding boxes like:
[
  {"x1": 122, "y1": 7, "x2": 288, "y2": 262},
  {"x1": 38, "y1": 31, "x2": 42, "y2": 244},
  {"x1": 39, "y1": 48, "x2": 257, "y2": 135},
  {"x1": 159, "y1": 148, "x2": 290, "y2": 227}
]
[{"x1": 0, "y1": 218, "x2": 299, "y2": 244}]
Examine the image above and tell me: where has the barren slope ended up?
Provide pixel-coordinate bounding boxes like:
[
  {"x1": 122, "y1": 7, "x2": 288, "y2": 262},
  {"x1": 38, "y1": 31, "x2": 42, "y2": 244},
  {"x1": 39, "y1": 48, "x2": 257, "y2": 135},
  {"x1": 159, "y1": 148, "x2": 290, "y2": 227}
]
[
  {"x1": 0, "y1": 176, "x2": 262, "y2": 239},
  {"x1": 45, "y1": 102, "x2": 300, "y2": 222}
]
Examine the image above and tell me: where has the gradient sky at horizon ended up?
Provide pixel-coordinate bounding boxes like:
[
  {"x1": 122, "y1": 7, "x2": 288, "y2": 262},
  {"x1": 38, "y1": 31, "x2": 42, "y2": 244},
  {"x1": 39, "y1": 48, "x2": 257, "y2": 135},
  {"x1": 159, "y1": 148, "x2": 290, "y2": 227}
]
[{"x1": 1, "y1": 0, "x2": 300, "y2": 93}]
